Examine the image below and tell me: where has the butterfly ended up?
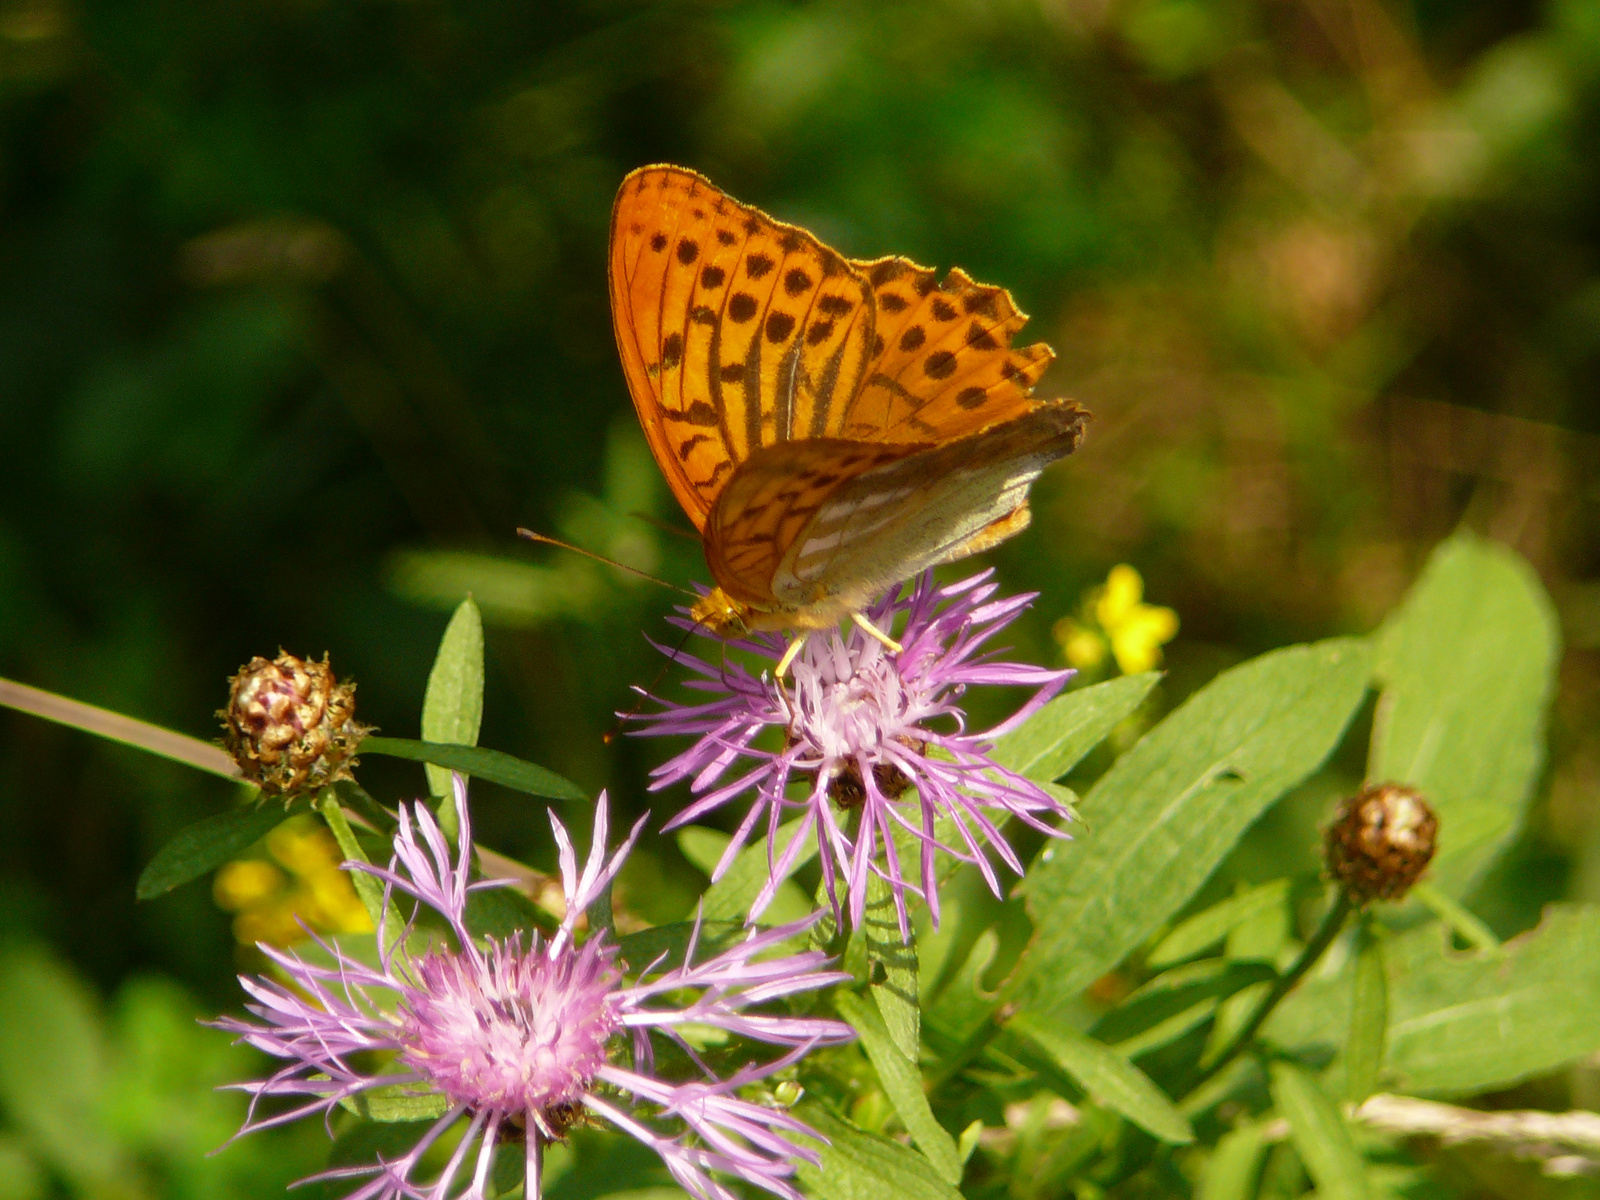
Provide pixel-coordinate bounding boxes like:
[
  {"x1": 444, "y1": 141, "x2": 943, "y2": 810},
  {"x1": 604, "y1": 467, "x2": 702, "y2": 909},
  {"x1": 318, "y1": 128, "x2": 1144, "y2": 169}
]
[{"x1": 609, "y1": 165, "x2": 1088, "y2": 672}]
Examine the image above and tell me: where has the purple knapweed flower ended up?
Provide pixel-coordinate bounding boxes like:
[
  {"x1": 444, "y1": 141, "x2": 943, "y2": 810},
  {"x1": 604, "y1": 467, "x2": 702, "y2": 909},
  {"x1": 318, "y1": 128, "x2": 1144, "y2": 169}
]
[
  {"x1": 215, "y1": 776, "x2": 854, "y2": 1200},
  {"x1": 632, "y1": 570, "x2": 1074, "y2": 938}
]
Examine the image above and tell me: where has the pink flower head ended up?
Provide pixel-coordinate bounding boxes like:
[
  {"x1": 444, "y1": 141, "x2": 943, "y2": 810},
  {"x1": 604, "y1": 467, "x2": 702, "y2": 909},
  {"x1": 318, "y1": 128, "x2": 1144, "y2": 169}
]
[
  {"x1": 215, "y1": 775, "x2": 853, "y2": 1200},
  {"x1": 631, "y1": 570, "x2": 1074, "y2": 938}
]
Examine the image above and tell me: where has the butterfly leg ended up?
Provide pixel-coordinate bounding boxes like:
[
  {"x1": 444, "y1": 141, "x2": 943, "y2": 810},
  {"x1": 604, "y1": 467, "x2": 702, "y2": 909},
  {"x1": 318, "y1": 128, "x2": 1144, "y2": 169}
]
[
  {"x1": 851, "y1": 611, "x2": 903, "y2": 655},
  {"x1": 775, "y1": 636, "x2": 807, "y2": 678}
]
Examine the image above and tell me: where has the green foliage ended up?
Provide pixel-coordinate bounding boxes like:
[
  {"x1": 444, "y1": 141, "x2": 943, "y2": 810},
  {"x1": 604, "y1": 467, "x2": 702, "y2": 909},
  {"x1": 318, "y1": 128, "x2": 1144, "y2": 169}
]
[
  {"x1": 1371, "y1": 534, "x2": 1561, "y2": 898},
  {"x1": 135, "y1": 800, "x2": 296, "y2": 899},
  {"x1": 359, "y1": 737, "x2": 586, "y2": 802},
  {"x1": 1268, "y1": 1061, "x2": 1369, "y2": 1200},
  {"x1": 1009, "y1": 1013, "x2": 1194, "y2": 1144},
  {"x1": 991, "y1": 672, "x2": 1161, "y2": 781},
  {"x1": 794, "y1": 1103, "x2": 965, "y2": 1200},
  {"x1": 835, "y1": 992, "x2": 962, "y2": 1183},
  {"x1": 421, "y1": 597, "x2": 485, "y2": 836},
  {"x1": 1009, "y1": 638, "x2": 1372, "y2": 1018}
]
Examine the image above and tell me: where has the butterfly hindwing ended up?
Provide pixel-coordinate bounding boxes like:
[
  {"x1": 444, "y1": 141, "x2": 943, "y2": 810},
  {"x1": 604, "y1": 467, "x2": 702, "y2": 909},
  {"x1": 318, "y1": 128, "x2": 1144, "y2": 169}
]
[
  {"x1": 703, "y1": 403, "x2": 1087, "y2": 619},
  {"x1": 771, "y1": 403, "x2": 1088, "y2": 612}
]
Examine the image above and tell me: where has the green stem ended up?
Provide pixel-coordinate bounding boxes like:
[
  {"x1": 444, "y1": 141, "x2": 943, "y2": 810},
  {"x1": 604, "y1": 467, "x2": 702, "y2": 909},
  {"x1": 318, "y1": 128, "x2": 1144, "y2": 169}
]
[
  {"x1": 1181, "y1": 890, "x2": 1355, "y2": 1098},
  {"x1": 315, "y1": 787, "x2": 386, "y2": 929},
  {"x1": 0, "y1": 675, "x2": 240, "y2": 780}
]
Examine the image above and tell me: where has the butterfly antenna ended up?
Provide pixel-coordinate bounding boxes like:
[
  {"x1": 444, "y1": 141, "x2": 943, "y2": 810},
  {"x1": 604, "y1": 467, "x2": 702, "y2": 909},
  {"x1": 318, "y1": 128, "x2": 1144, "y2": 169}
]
[
  {"x1": 626, "y1": 511, "x2": 700, "y2": 542},
  {"x1": 517, "y1": 529, "x2": 695, "y2": 596},
  {"x1": 603, "y1": 619, "x2": 706, "y2": 745}
]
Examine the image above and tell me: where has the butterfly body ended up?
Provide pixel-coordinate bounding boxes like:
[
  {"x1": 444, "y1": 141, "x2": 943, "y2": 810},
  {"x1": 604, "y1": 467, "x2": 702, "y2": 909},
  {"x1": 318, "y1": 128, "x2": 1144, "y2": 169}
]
[{"x1": 609, "y1": 166, "x2": 1088, "y2": 642}]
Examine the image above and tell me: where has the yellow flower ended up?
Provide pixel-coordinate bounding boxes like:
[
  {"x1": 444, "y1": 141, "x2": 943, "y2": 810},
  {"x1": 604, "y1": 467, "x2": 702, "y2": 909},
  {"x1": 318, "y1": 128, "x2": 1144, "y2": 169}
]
[
  {"x1": 1096, "y1": 565, "x2": 1178, "y2": 675},
  {"x1": 214, "y1": 816, "x2": 371, "y2": 946},
  {"x1": 1055, "y1": 565, "x2": 1179, "y2": 676}
]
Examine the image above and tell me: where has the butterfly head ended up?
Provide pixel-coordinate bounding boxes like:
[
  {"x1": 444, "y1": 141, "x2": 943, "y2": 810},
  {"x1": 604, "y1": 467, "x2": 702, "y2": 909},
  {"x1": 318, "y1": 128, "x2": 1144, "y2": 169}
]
[{"x1": 690, "y1": 588, "x2": 753, "y2": 638}]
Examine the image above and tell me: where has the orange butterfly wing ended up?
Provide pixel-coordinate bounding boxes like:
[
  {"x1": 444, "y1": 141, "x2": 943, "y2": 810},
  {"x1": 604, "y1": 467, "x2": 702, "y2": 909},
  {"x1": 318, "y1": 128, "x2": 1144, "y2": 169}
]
[
  {"x1": 609, "y1": 166, "x2": 877, "y2": 531},
  {"x1": 839, "y1": 257, "x2": 1056, "y2": 443}
]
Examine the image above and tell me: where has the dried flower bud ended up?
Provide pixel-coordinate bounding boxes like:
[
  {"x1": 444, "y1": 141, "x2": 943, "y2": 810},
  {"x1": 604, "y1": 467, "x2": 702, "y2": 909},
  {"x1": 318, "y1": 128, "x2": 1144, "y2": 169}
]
[
  {"x1": 220, "y1": 651, "x2": 370, "y2": 796},
  {"x1": 1325, "y1": 783, "x2": 1438, "y2": 904}
]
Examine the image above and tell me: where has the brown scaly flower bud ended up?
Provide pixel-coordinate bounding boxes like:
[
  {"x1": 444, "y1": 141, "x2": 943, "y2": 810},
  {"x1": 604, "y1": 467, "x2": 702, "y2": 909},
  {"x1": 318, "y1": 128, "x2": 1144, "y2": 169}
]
[
  {"x1": 219, "y1": 651, "x2": 370, "y2": 797},
  {"x1": 1325, "y1": 783, "x2": 1438, "y2": 904}
]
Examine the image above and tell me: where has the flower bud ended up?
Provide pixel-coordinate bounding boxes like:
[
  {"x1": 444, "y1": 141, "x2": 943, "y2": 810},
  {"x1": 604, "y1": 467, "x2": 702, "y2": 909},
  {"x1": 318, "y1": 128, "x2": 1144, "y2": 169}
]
[
  {"x1": 219, "y1": 651, "x2": 369, "y2": 796},
  {"x1": 1325, "y1": 783, "x2": 1438, "y2": 903}
]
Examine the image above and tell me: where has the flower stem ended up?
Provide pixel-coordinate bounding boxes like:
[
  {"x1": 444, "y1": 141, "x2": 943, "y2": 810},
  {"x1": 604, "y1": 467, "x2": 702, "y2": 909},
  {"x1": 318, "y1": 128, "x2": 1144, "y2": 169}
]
[
  {"x1": 1181, "y1": 890, "x2": 1354, "y2": 1098},
  {"x1": 527, "y1": 1128, "x2": 543, "y2": 1200},
  {"x1": 315, "y1": 787, "x2": 386, "y2": 928},
  {"x1": 0, "y1": 674, "x2": 239, "y2": 779}
]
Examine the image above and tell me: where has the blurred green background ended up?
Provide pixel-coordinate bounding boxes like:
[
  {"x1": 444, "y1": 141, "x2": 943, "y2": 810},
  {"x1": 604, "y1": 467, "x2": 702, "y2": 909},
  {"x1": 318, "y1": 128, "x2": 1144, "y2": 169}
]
[{"x1": 1, "y1": 0, "x2": 1598, "y2": 1194}]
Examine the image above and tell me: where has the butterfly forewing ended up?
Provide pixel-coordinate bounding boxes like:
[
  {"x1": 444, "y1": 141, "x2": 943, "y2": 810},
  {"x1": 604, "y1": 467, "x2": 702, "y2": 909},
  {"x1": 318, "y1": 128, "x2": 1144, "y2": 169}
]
[
  {"x1": 843, "y1": 258, "x2": 1054, "y2": 443},
  {"x1": 609, "y1": 166, "x2": 877, "y2": 529}
]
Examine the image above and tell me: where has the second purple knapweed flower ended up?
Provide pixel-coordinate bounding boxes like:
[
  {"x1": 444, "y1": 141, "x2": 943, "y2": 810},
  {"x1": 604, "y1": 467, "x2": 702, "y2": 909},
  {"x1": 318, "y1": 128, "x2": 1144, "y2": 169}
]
[
  {"x1": 215, "y1": 776, "x2": 853, "y2": 1200},
  {"x1": 633, "y1": 571, "x2": 1074, "y2": 937}
]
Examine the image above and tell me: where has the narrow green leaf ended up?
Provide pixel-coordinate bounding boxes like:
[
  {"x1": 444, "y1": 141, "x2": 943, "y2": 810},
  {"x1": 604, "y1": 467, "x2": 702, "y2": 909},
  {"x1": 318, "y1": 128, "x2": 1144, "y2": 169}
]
[
  {"x1": 684, "y1": 822, "x2": 817, "y2": 924},
  {"x1": 1010, "y1": 638, "x2": 1372, "y2": 1019},
  {"x1": 1197, "y1": 1121, "x2": 1268, "y2": 1200},
  {"x1": 1092, "y1": 960, "x2": 1275, "y2": 1053},
  {"x1": 991, "y1": 672, "x2": 1160, "y2": 781},
  {"x1": 614, "y1": 921, "x2": 750, "y2": 972},
  {"x1": 794, "y1": 1101, "x2": 964, "y2": 1200},
  {"x1": 340, "y1": 1082, "x2": 451, "y2": 1123},
  {"x1": 1009, "y1": 1013, "x2": 1194, "y2": 1144},
  {"x1": 316, "y1": 790, "x2": 385, "y2": 927},
  {"x1": 836, "y1": 993, "x2": 961, "y2": 1184},
  {"x1": 136, "y1": 802, "x2": 293, "y2": 899},
  {"x1": 957, "y1": 1120, "x2": 982, "y2": 1166},
  {"x1": 1371, "y1": 534, "x2": 1559, "y2": 897},
  {"x1": 858, "y1": 873, "x2": 919, "y2": 1061},
  {"x1": 1345, "y1": 928, "x2": 1387, "y2": 1105},
  {"x1": 1149, "y1": 880, "x2": 1291, "y2": 968},
  {"x1": 1410, "y1": 882, "x2": 1501, "y2": 954},
  {"x1": 422, "y1": 597, "x2": 485, "y2": 838},
  {"x1": 361, "y1": 737, "x2": 586, "y2": 802},
  {"x1": 1268, "y1": 1061, "x2": 1368, "y2": 1200}
]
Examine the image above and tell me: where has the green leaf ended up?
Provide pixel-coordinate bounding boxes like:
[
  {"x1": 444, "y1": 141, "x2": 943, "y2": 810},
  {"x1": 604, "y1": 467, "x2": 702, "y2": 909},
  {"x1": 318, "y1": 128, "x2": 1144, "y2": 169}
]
[
  {"x1": 614, "y1": 921, "x2": 750, "y2": 972},
  {"x1": 361, "y1": 737, "x2": 586, "y2": 802},
  {"x1": 1371, "y1": 534, "x2": 1559, "y2": 897},
  {"x1": 1386, "y1": 904, "x2": 1600, "y2": 1094},
  {"x1": 340, "y1": 1082, "x2": 451, "y2": 1123},
  {"x1": 793, "y1": 1102, "x2": 964, "y2": 1200},
  {"x1": 835, "y1": 993, "x2": 961, "y2": 1184},
  {"x1": 857, "y1": 874, "x2": 919, "y2": 1061},
  {"x1": 1267, "y1": 904, "x2": 1600, "y2": 1097},
  {"x1": 1345, "y1": 928, "x2": 1387, "y2": 1106},
  {"x1": 1268, "y1": 1061, "x2": 1368, "y2": 1200},
  {"x1": 1196, "y1": 1120, "x2": 1268, "y2": 1200},
  {"x1": 1008, "y1": 1013, "x2": 1194, "y2": 1144},
  {"x1": 422, "y1": 597, "x2": 485, "y2": 838},
  {"x1": 135, "y1": 802, "x2": 293, "y2": 899},
  {"x1": 1010, "y1": 638, "x2": 1372, "y2": 1019},
  {"x1": 1091, "y1": 960, "x2": 1275, "y2": 1060},
  {"x1": 683, "y1": 822, "x2": 817, "y2": 924},
  {"x1": 1149, "y1": 879, "x2": 1291, "y2": 968},
  {"x1": 991, "y1": 672, "x2": 1160, "y2": 781}
]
